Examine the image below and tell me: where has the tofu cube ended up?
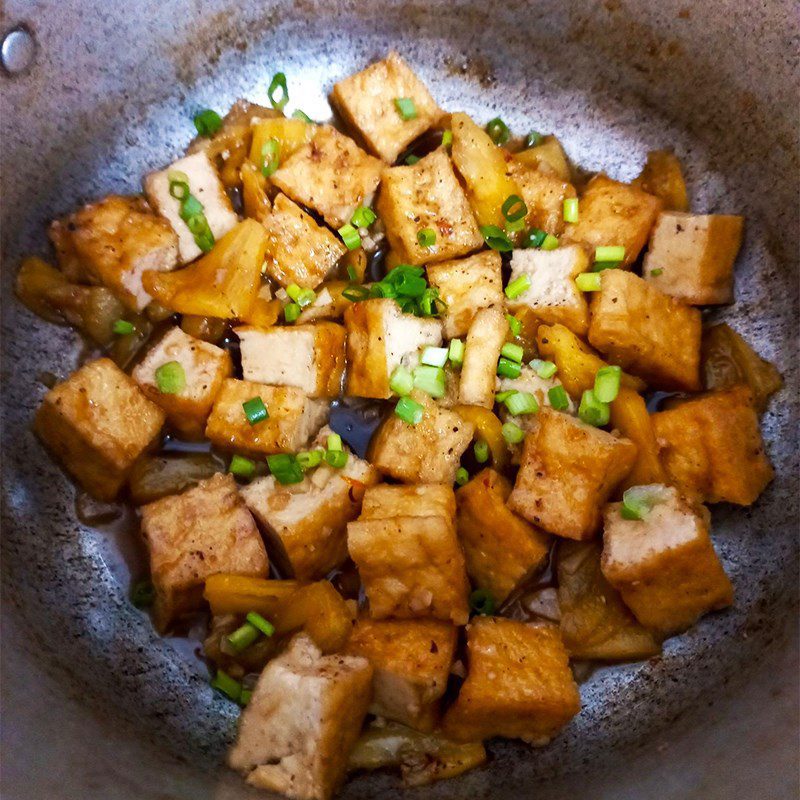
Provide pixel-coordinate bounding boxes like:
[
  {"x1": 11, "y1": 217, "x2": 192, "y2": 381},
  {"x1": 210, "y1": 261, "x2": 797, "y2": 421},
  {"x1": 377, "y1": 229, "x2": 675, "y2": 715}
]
[
  {"x1": 140, "y1": 472, "x2": 269, "y2": 631},
  {"x1": 49, "y1": 195, "x2": 178, "y2": 310},
  {"x1": 344, "y1": 618, "x2": 457, "y2": 730},
  {"x1": 441, "y1": 618, "x2": 580, "y2": 745},
  {"x1": 263, "y1": 193, "x2": 347, "y2": 289},
  {"x1": 588, "y1": 268, "x2": 702, "y2": 391},
  {"x1": 651, "y1": 386, "x2": 774, "y2": 505},
  {"x1": 377, "y1": 149, "x2": 484, "y2": 266},
  {"x1": 564, "y1": 174, "x2": 662, "y2": 266},
  {"x1": 271, "y1": 125, "x2": 384, "y2": 229},
  {"x1": 347, "y1": 483, "x2": 470, "y2": 624},
  {"x1": 205, "y1": 378, "x2": 328, "y2": 456},
  {"x1": 601, "y1": 485, "x2": 734, "y2": 634},
  {"x1": 229, "y1": 633, "x2": 373, "y2": 800},
  {"x1": 507, "y1": 159, "x2": 577, "y2": 235},
  {"x1": 426, "y1": 251, "x2": 503, "y2": 338},
  {"x1": 34, "y1": 358, "x2": 165, "y2": 501},
  {"x1": 508, "y1": 408, "x2": 637, "y2": 540},
  {"x1": 370, "y1": 392, "x2": 474, "y2": 483},
  {"x1": 359, "y1": 482, "x2": 456, "y2": 521},
  {"x1": 132, "y1": 326, "x2": 232, "y2": 438},
  {"x1": 506, "y1": 244, "x2": 590, "y2": 336},
  {"x1": 344, "y1": 298, "x2": 442, "y2": 399},
  {"x1": 331, "y1": 51, "x2": 442, "y2": 164},
  {"x1": 456, "y1": 468, "x2": 551, "y2": 603},
  {"x1": 236, "y1": 322, "x2": 346, "y2": 399},
  {"x1": 459, "y1": 305, "x2": 508, "y2": 408},
  {"x1": 144, "y1": 151, "x2": 238, "y2": 264},
  {"x1": 643, "y1": 212, "x2": 744, "y2": 305}
]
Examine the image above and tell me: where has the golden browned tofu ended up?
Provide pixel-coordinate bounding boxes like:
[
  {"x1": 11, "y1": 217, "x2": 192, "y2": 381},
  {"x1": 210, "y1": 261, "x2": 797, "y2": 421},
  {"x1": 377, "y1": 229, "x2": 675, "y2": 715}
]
[
  {"x1": 377, "y1": 149, "x2": 484, "y2": 266},
  {"x1": 236, "y1": 322, "x2": 346, "y2": 399},
  {"x1": 347, "y1": 483, "x2": 470, "y2": 624},
  {"x1": 588, "y1": 268, "x2": 702, "y2": 391},
  {"x1": 344, "y1": 298, "x2": 442, "y2": 399},
  {"x1": 652, "y1": 386, "x2": 774, "y2": 505},
  {"x1": 262, "y1": 193, "x2": 347, "y2": 289},
  {"x1": 229, "y1": 633, "x2": 373, "y2": 800},
  {"x1": 557, "y1": 540, "x2": 661, "y2": 660},
  {"x1": 34, "y1": 358, "x2": 165, "y2": 501},
  {"x1": 513, "y1": 135, "x2": 572, "y2": 182},
  {"x1": 271, "y1": 125, "x2": 384, "y2": 229},
  {"x1": 205, "y1": 378, "x2": 328, "y2": 456},
  {"x1": 140, "y1": 473, "x2": 269, "y2": 631},
  {"x1": 426, "y1": 251, "x2": 503, "y2": 338},
  {"x1": 564, "y1": 174, "x2": 662, "y2": 266},
  {"x1": 331, "y1": 51, "x2": 442, "y2": 163},
  {"x1": 344, "y1": 618, "x2": 456, "y2": 730},
  {"x1": 360, "y1": 482, "x2": 456, "y2": 521},
  {"x1": 48, "y1": 195, "x2": 178, "y2": 310},
  {"x1": 508, "y1": 408, "x2": 637, "y2": 540},
  {"x1": 456, "y1": 468, "x2": 551, "y2": 603},
  {"x1": 458, "y1": 305, "x2": 507, "y2": 408},
  {"x1": 132, "y1": 326, "x2": 232, "y2": 438},
  {"x1": 441, "y1": 618, "x2": 580, "y2": 744},
  {"x1": 507, "y1": 159, "x2": 577, "y2": 235},
  {"x1": 370, "y1": 392, "x2": 474, "y2": 483},
  {"x1": 643, "y1": 212, "x2": 744, "y2": 305},
  {"x1": 601, "y1": 485, "x2": 734, "y2": 634}
]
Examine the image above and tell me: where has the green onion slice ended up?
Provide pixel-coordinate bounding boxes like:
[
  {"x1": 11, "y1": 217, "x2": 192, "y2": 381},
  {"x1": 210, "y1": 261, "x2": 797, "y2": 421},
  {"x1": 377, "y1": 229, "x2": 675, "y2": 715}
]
[
  {"x1": 389, "y1": 365, "x2": 414, "y2": 396},
  {"x1": 495, "y1": 390, "x2": 517, "y2": 403},
  {"x1": 469, "y1": 588, "x2": 496, "y2": 615},
  {"x1": 417, "y1": 228, "x2": 436, "y2": 247},
  {"x1": 394, "y1": 97, "x2": 417, "y2": 120},
  {"x1": 227, "y1": 622, "x2": 260, "y2": 653},
  {"x1": 505, "y1": 274, "x2": 531, "y2": 300},
  {"x1": 448, "y1": 338, "x2": 465, "y2": 367},
  {"x1": 473, "y1": 440, "x2": 489, "y2": 463},
  {"x1": 505, "y1": 391, "x2": 539, "y2": 416},
  {"x1": 343, "y1": 285, "x2": 371, "y2": 302},
  {"x1": 441, "y1": 130, "x2": 453, "y2": 148},
  {"x1": 594, "y1": 365, "x2": 622, "y2": 403},
  {"x1": 267, "y1": 453, "x2": 304, "y2": 484},
  {"x1": 485, "y1": 117, "x2": 509, "y2": 145},
  {"x1": 595, "y1": 245, "x2": 626, "y2": 263},
  {"x1": 541, "y1": 233, "x2": 559, "y2": 251},
  {"x1": 193, "y1": 108, "x2": 223, "y2": 137},
  {"x1": 650, "y1": 268, "x2": 664, "y2": 277},
  {"x1": 113, "y1": 319, "x2": 135, "y2": 336},
  {"x1": 405, "y1": 154, "x2": 420, "y2": 165},
  {"x1": 496, "y1": 357, "x2": 522, "y2": 379},
  {"x1": 501, "y1": 421, "x2": 525, "y2": 444},
  {"x1": 576, "y1": 272, "x2": 602, "y2": 292},
  {"x1": 242, "y1": 396, "x2": 269, "y2": 425},
  {"x1": 621, "y1": 485, "x2": 670, "y2": 520},
  {"x1": 338, "y1": 223, "x2": 361, "y2": 251},
  {"x1": 155, "y1": 361, "x2": 186, "y2": 394},
  {"x1": 563, "y1": 197, "x2": 579, "y2": 223},
  {"x1": 327, "y1": 433, "x2": 343, "y2": 451},
  {"x1": 246, "y1": 611, "x2": 275, "y2": 637},
  {"x1": 267, "y1": 72, "x2": 289, "y2": 110},
  {"x1": 291, "y1": 109, "x2": 313, "y2": 123},
  {"x1": 455, "y1": 467, "x2": 469, "y2": 486},
  {"x1": 324, "y1": 449, "x2": 348, "y2": 468},
  {"x1": 229, "y1": 455, "x2": 256, "y2": 479},
  {"x1": 500, "y1": 342, "x2": 524, "y2": 364},
  {"x1": 413, "y1": 365, "x2": 446, "y2": 398},
  {"x1": 351, "y1": 206, "x2": 377, "y2": 228},
  {"x1": 525, "y1": 130, "x2": 542, "y2": 148},
  {"x1": 506, "y1": 314, "x2": 522, "y2": 336},
  {"x1": 502, "y1": 194, "x2": 528, "y2": 223},
  {"x1": 283, "y1": 302, "x2": 301, "y2": 322},
  {"x1": 260, "y1": 138, "x2": 280, "y2": 177},
  {"x1": 395, "y1": 396, "x2": 424, "y2": 425},
  {"x1": 531, "y1": 358, "x2": 557, "y2": 379},
  {"x1": 297, "y1": 450, "x2": 323, "y2": 470},
  {"x1": 547, "y1": 384, "x2": 570, "y2": 411},
  {"x1": 522, "y1": 228, "x2": 547, "y2": 249},
  {"x1": 480, "y1": 225, "x2": 513, "y2": 252},
  {"x1": 211, "y1": 669, "x2": 242, "y2": 702},
  {"x1": 578, "y1": 389, "x2": 610, "y2": 427}
]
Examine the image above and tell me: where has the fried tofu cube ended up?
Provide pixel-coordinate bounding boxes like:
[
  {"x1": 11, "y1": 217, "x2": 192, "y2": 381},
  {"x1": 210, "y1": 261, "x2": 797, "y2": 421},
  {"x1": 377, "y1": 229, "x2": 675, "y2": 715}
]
[
  {"x1": 507, "y1": 160, "x2": 577, "y2": 235},
  {"x1": 377, "y1": 149, "x2": 484, "y2": 266},
  {"x1": 459, "y1": 305, "x2": 507, "y2": 408},
  {"x1": 456, "y1": 468, "x2": 551, "y2": 603},
  {"x1": 271, "y1": 125, "x2": 384, "y2": 229},
  {"x1": 144, "y1": 151, "x2": 238, "y2": 264},
  {"x1": 49, "y1": 195, "x2": 179, "y2": 310},
  {"x1": 344, "y1": 298, "x2": 442, "y2": 399},
  {"x1": 643, "y1": 212, "x2": 744, "y2": 305},
  {"x1": 229, "y1": 633, "x2": 373, "y2": 800},
  {"x1": 262, "y1": 193, "x2": 347, "y2": 289},
  {"x1": 651, "y1": 386, "x2": 773, "y2": 505},
  {"x1": 205, "y1": 378, "x2": 328, "y2": 456},
  {"x1": 370, "y1": 392, "x2": 474, "y2": 483},
  {"x1": 344, "y1": 618, "x2": 457, "y2": 730},
  {"x1": 331, "y1": 51, "x2": 442, "y2": 164},
  {"x1": 236, "y1": 322, "x2": 346, "y2": 399},
  {"x1": 426, "y1": 251, "x2": 503, "y2": 338},
  {"x1": 347, "y1": 483, "x2": 470, "y2": 624},
  {"x1": 441, "y1": 618, "x2": 580, "y2": 744},
  {"x1": 508, "y1": 408, "x2": 637, "y2": 540},
  {"x1": 360, "y1": 482, "x2": 456, "y2": 521},
  {"x1": 564, "y1": 174, "x2": 662, "y2": 266},
  {"x1": 34, "y1": 358, "x2": 165, "y2": 501},
  {"x1": 506, "y1": 244, "x2": 590, "y2": 336},
  {"x1": 140, "y1": 472, "x2": 269, "y2": 631},
  {"x1": 601, "y1": 485, "x2": 734, "y2": 634},
  {"x1": 132, "y1": 326, "x2": 232, "y2": 438},
  {"x1": 588, "y1": 268, "x2": 702, "y2": 391}
]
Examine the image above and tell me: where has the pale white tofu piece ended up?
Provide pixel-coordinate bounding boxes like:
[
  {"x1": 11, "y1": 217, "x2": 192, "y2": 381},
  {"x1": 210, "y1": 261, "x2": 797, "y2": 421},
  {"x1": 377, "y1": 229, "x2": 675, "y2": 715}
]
[
  {"x1": 459, "y1": 305, "x2": 507, "y2": 408},
  {"x1": 144, "y1": 151, "x2": 238, "y2": 264},
  {"x1": 426, "y1": 251, "x2": 503, "y2": 338},
  {"x1": 236, "y1": 322, "x2": 346, "y2": 399},
  {"x1": 229, "y1": 633, "x2": 373, "y2": 800},
  {"x1": 506, "y1": 244, "x2": 590, "y2": 336},
  {"x1": 331, "y1": 51, "x2": 442, "y2": 163},
  {"x1": 345, "y1": 298, "x2": 442, "y2": 398},
  {"x1": 132, "y1": 326, "x2": 232, "y2": 438}
]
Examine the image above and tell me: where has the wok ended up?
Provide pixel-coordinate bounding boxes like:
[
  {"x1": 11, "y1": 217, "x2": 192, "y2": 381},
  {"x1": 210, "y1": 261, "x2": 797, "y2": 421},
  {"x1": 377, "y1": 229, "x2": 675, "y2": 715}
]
[{"x1": 1, "y1": 1, "x2": 798, "y2": 798}]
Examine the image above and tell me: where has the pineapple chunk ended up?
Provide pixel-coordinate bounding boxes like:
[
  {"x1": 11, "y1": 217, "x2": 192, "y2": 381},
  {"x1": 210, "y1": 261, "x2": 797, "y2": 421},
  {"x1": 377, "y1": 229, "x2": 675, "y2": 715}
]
[
  {"x1": 632, "y1": 149, "x2": 689, "y2": 212},
  {"x1": 513, "y1": 135, "x2": 572, "y2": 181},
  {"x1": 249, "y1": 117, "x2": 316, "y2": 173}
]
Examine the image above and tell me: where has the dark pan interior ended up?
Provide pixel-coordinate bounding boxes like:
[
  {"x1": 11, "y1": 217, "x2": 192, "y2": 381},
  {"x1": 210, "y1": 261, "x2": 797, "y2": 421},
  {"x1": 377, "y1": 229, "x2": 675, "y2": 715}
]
[{"x1": 1, "y1": 1, "x2": 798, "y2": 798}]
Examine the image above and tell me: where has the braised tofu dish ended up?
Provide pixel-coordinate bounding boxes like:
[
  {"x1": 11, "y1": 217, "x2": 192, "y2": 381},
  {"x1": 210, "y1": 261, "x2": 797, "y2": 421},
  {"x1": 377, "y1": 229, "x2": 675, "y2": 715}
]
[{"x1": 17, "y1": 53, "x2": 782, "y2": 800}]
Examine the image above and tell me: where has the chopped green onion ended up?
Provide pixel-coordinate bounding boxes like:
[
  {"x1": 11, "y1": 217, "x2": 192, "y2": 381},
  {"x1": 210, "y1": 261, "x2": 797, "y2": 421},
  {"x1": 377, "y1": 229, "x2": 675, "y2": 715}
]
[
  {"x1": 168, "y1": 169, "x2": 189, "y2": 185},
  {"x1": 326, "y1": 433, "x2": 343, "y2": 452},
  {"x1": 193, "y1": 108, "x2": 223, "y2": 137},
  {"x1": 421, "y1": 346, "x2": 448, "y2": 368},
  {"x1": 297, "y1": 449, "x2": 323, "y2": 470},
  {"x1": 505, "y1": 274, "x2": 531, "y2": 300},
  {"x1": 418, "y1": 287, "x2": 444, "y2": 317},
  {"x1": 227, "y1": 621, "x2": 260, "y2": 653},
  {"x1": 594, "y1": 365, "x2": 622, "y2": 403},
  {"x1": 343, "y1": 285, "x2": 371, "y2": 302},
  {"x1": 286, "y1": 283, "x2": 316, "y2": 308},
  {"x1": 284, "y1": 302, "x2": 301, "y2": 322},
  {"x1": 500, "y1": 342, "x2": 524, "y2": 364},
  {"x1": 131, "y1": 579, "x2": 154, "y2": 608},
  {"x1": 474, "y1": 440, "x2": 489, "y2": 463},
  {"x1": 260, "y1": 138, "x2": 280, "y2": 177},
  {"x1": 417, "y1": 228, "x2": 436, "y2": 248},
  {"x1": 346, "y1": 265, "x2": 359, "y2": 283},
  {"x1": 338, "y1": 223, "x2": 361, "y2": 251},
  {"x1": 413, "y1": 365, "x2": 446, "y2": 398},
  {"x1": 242, "y1": 396, "x2": 269, "y2": 425},
  {"x1": 541, "y1": 233, "x2": 559, "y2": 251},
  {"x1": 486, "y1": 117, "x2": 509, "y2": 145},
  {"x1": 168, "y1": 179, "x2": 189, "y2": 201},
  {"x1": 525, "y1": 130, "x2": 542, "y2": 148},
  {"x1": 113, "y1": 319, "x2": 135, "y2": 336},
  {"x1": 441, "y1": 130, "x2": 453, "y2": 148},
  {"x1": 522, "y1": 228, "x2": 547, "y2": 249},
  {"x1": 267, "y1": 72, "x2": 289, "y2": 111},
  {"x1": 595, "y1": 246, "x2": 626, "y2": 263},
  {"x1": 531, "y1": 358, "x2": 557, "y2": 379},
  {"x1": 394, "y1": 97, "x2": 417, "y2": 120},
  {"x1": 155, "y1": 361, "x2": 186, "y2": 394},
  {"x1": 448, "y1": 338, "x2": 465, "y2": 367},
  {"x1": 501, "y1": 421, "x2": 525, "y2": 444},
  {"x1": 506, "y1": 314, "x2": 522, "y2": 336},
  {"x1": 650, "y1": 268, "x2": 664, "y2": 277},
  {"x1": 239, "y1": 688, "x2": 252, "y2": 705},
  {"x1": 501, "y1": 194, "x2": 528, "y2": 223},
  {"x1": 291, "y1": 109, "x2": 313, "y2": 123},
  {"x1": 286, "y1": 283, "x2": 302, "y2": 301},
  {"x1": 351, "y1": 206, "x2": 377, "y2": 228},
  {"x1": 267, "y1": 453, "x2": 304, "y2": 484},
  {"x1": 211, "y1": 669, "x2": 242, "y2": 702},
  {"x1": 576, "y1": 272, "x2": 602, "y2": 292},
  {"x1": 246, "y1": 611, "x2": 275, "y2": 637},
  {"x1": 405, "y1": 154, "x2": 420, "y2": 165},
  {"x1": 497, "y1": 357, "x2": 522, "y2": 379},
  {"x1": 455, "y1": 467, "x2": 469, "y2": 486},
  {"x1": 505, "y1": 391, "x2": 539, "y2": 416},
  {"x1": 621, "y1": 485, "x2": 669, "y2": 520},
  {"x1": 563, "y1": 197, "x2": 579, "y2": 223},
  {"x1": 229, "y1": 455, "x2": 256, "y2": 479},
  {"x1": 505, "y1": 216, "x2": 526, "y2": 234},
  {"x1": 324, "y1": 449, "x2": 348, "y2": 468},
  {"x1": 395, "y1": 396, "x2": 424, "y2": 425},
  {"x1": 389, "y1": 366, "x2": 414, "y2": 396},
  {"x1": 591, "y1": 261, "x2": 619, "y2": 273},
  {"x1": 181, "y1": 194, "x2": 203, "y2": 218},
  {"x1": 469, "y1": 588, "x2": 496, "y2": 615},
  {"x1": 578, "y1": 389, "x2": 610, "y2": 427},
  {"x1": 495, "y1": 390, "x2": 517, "y2": 403},
  {"x1": 175, "y1": 185, "x2": 215, "y2": 252},
  {"x1": 480, "y1": 225, "x2": 513, "y2": 252},
  {"x1": 547, "y1": 384, "x2": 570, "y2": 411}
]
